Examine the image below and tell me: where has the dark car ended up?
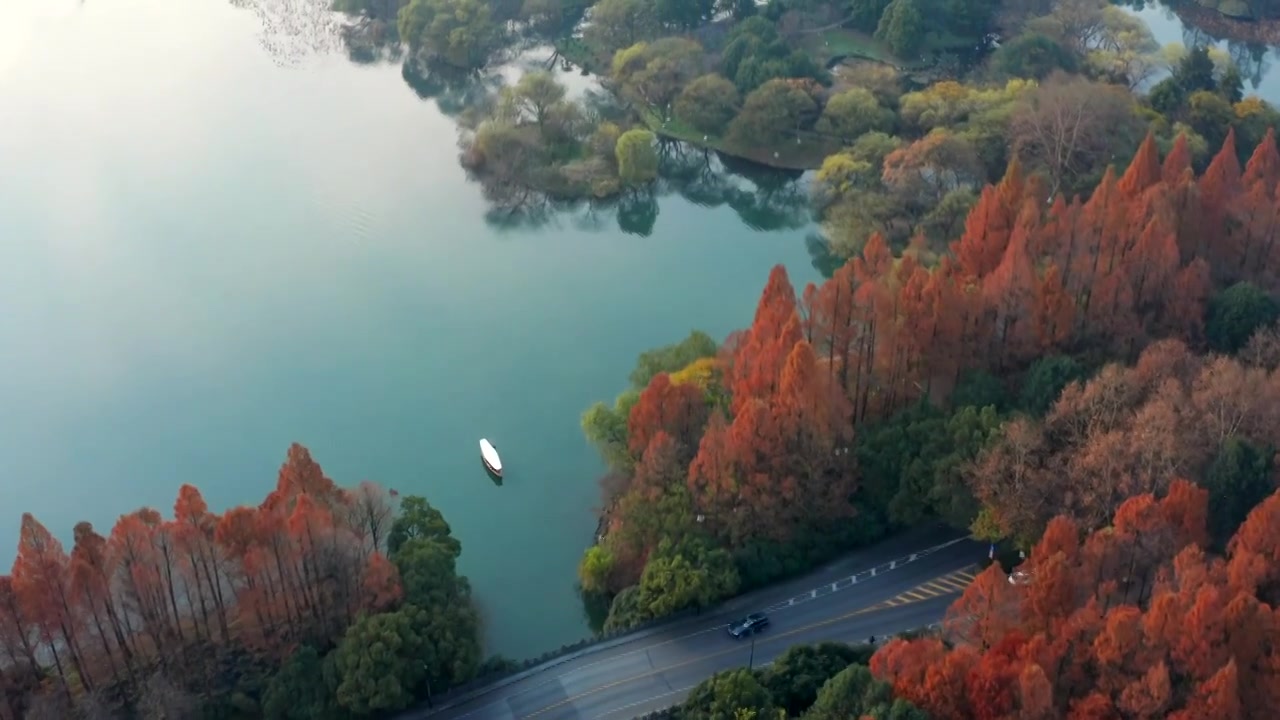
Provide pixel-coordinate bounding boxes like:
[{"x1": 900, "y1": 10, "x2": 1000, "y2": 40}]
[{"x1": 727, "y1": 612, "x2": 769, "y2": 639}]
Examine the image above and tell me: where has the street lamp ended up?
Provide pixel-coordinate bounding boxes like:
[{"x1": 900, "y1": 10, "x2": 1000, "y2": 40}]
[{"x1": 748, "y1": 632, "x2": 757, "y2": 670}]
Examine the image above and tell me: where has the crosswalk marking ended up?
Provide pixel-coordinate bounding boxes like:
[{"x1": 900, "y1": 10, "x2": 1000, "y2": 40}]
[{"x1": 867, "y1": 566, "x2": 980, "y2": 611}]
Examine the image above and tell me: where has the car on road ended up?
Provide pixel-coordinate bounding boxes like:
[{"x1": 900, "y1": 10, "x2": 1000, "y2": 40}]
[{"x1": 727, "y1": 612, "x2": 769, "y2": 639}]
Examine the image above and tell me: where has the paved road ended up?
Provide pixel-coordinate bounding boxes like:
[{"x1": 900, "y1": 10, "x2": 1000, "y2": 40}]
[{"x1": 418, "y1": 528, "x2": 984, "y2": 720}]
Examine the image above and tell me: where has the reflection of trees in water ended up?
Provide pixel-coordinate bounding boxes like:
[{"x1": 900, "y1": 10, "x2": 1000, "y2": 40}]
[
  {"x1": 805, "y1": 232, "x2": 845, "y2": 279},
  {"x1": 476, "y1": 140, "x2": 812, "y2": 238},
  {"x1": 656, "y1": 141, "x2": 812, "y2": 233},
  {"x1": 401, "y1": 57, "x2": 505, "y2": 118},
  {"x1": 1116, "y1": 0, "x2": 1273, "y2": 88},
  {"x1": 228, "y1": 0, "x2": 345, "y2": 67}
]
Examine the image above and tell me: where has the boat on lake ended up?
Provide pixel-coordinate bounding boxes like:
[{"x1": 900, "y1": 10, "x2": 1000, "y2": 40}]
[{"x1": 480, "y1": 438, "x2": 502, "y2": 478}]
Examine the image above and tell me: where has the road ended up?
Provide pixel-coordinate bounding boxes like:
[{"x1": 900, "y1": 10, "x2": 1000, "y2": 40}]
[{"x1": 417, "y1": 528, "x2": 984, "y2": 720}]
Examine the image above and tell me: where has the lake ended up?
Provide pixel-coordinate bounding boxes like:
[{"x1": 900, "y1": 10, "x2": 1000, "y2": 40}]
[
  {"x1": 3, "y1": 0, "x2": 1277, "y2": 664},
  {"x1": 1128, "y1": 0, "x2": 1280, "y2": 102},
  {"x1": 0, "y1": 0, "x2": 820, "y2": 660}
]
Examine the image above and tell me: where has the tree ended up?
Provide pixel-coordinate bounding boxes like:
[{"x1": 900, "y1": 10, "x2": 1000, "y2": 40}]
[
  {"x1": 682, "y1": 668, "x2": 779, "y2": 720},
  {"x1": 875, "y1": 0, "x2": 925, "y2": 58},
  {"x1": 804, "y1": 663, "x2": 924, "y2": 720},
  {"x1": 850, "y1": 0, "x2": 893, "y2": 33},
  {"x1": 676, "y1": 74, "x2": 741, "y2": 136},
  {"x1": 507, "y1": 71, "x2": 566, "y2": 129},
  {"x1": 1204, "y1": 438, "x2": 1274, "y2": 546},
  {"x1": 616, "y1": 129, "x2": 660, "y2": 185},
  {"x1": 627, "y1": 375, "x2": 710, "y2": 460},
  {"x1": 654, "y1": 0, "x2": 715, "y2": 30},
  {"x1": 612, "y1": 38, "x2": 704, "y2": 111},
  {"x1": 1206, "y1": 282, "x2": 1279, "y2": 353},
  {"x1": 1009, "y1": 73, "x2": 1144, "y2": 196},
  {"x1": 387, "y1": 496, "x2": 460, "y2": 559},
  {"x1": 397, "y1": 0, "x2": 500, "y2": 68},
  {"x1": 1018, "y1": 354, "x2": 1086, "y2": 416},
  {"x1": 728, "y1": 79, "x2": 819, "y2": 147},
  {"x1": 585, "y1": 0, "x2": 659, "y2": 55},
  {"x1": 991, "y1": 32, "x2": 1078, "y2": 80},
  {"x1": 635, "y1": 537, "x2": 739, "y2": 617},
  {"x1": 815, "y1": 88, "x2": 895, "y2": 142},
  {"x1": 262, "y1": 646, "x2": 341, "y2": 720},
  {"x1": 882, "y1": 129, "x2": 984, "y2": 206},
  {"x1": 764, "y1": 643, "x2": 868, "y2": 716},
  {"x1": 12, "y1": 513, "x2": 90, "y2": 693},
  {"x1": 332, "y1": 605, "x2": 433, "y2": 714}
]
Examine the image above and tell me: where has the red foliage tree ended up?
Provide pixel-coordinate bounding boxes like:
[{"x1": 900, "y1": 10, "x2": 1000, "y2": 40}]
[
  {"x1": 627, "y1": 372, "x2": 710, "y2": 461},
  {"x1": 874, "y1": 484, "x2": 1280, "y2": 720}
]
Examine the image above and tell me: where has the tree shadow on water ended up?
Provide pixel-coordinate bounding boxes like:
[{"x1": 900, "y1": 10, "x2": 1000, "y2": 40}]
[{"x1": 401, "y1": 57, "x2": 504, "y2": 119}]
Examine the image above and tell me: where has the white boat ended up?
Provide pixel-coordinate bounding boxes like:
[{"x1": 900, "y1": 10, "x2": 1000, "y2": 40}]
[{"x1": 480, "y1": 438, "x2": 503, "y2": 477}]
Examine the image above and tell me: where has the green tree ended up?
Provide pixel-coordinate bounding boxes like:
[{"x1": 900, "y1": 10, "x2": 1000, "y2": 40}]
[
  {"x1": 803, "y1": 663, "x2": 926, "y2": 720},
  {"x1": 394, "y1": 535, "x2": 469, "y2": 608},
  {"x1": 815, "y1": 88, "x2": 894, "y2": 141},
  {"x1": 616, "y1": 129, "x2": 660, "y2": 185},
  {"x1": 578, "y1": 544, "x2": 616, "y2": 594},
  {"x1": 763, "y1": 643, "x2": 868, "y2": 716},
  {"x1": 582, "y1": 389, "x2": 641, "y2": 472},
  {"x1": 655, "y1": 0, "x2": 715, "y2": 29},
  {"x1": 507, "y1": 71, "x2": 567, "y2": 129},
  {"x1": 1207, "y1": 281, "x2": 1280, "y2": 353},
  {"x1": 387, "y1": 496, "x2": 461, "y2": 558},
  {"x1": 1018, "y1": 354, "x2": 1086, "y2": 416},
  {"x1": 857, "y1": 402, "x2": 1001, "y2": 529},
  {"x1": 612, "y1": 38, "x2": 705, "y2": 111},
  {"x1": 631, "y1": 330, "x2": 719, "y2": 388},
  {"x1": 729, "y1": 79, "x2": 818, "y2": 147},
  {"x1": 1204, "y1": 438, "x2": 1275, "y2": 546},
  {"x1": 397, "y1": 0, "x2": 500, "y2": 69},
  {"x1": 586, "y1": 0, "x2": 659, "y2": 55},
  {"x1": 875, "y1": 0, "x2": 925, "y2": 59},
  {"x1": 676, "y1": 74, "x2": 742, "y2": 136},
  {"x1": 1187, "y1": 89, "x2": 1235, "y2": 150},
  {"x1": 635, "y1": 537, "x2": 740, "y2": 616},
  {"x1": 849, "y1": 0, "x2": 893, "y2": 32},
  {"x1": 991, "y1": 32, "x2": 1078, "y2": 79},
  {"x1": 332, "y1": 604, "x2": 476, "y2": 715},
  {"x1": 262, "y1": 646, "x2": 345, "y2": 720},
  {"x1": 682, "y1": 669, "x2": 779, "y2": 720}
]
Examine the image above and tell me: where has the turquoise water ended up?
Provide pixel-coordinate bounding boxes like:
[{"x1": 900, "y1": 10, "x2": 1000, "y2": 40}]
[{"x1": 0, "y1": 0, "x2": 819, "y2": 659}]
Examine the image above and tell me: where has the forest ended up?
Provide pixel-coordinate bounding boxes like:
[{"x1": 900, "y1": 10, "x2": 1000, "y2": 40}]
[
  {"x1": 655, "y1": 478, "x2": 1280, "y2": 719},
  {"x1": 0, "y1": 444, "x2": 483, "y2": 720},
  {"x1": 329, "y1": 0, "x2": 1280, "y2": 226},
  {"x1": 578, "y1": 119, "x2": 1280, "y2": 705}
]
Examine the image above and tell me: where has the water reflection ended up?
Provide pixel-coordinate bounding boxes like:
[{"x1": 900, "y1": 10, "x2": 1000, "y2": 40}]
[
  {"x1": 1118, "y1": 0, "x2": 1275, "y2": 89},
  {"x1": 224, "y1": 2, "x2": 817, "y2": 239},
  {"x1": 228, "y1": 0, "x2": 345, "y2": 67},
  {"x1": 473, "y1": 144, "x2": 813, "y2": 238},
  {"x1": 401, "y1": 57, "x2": 504, "y2": 118}
]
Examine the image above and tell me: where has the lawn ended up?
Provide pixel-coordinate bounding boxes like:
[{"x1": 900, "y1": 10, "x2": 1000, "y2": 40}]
[
  {"x1": 801, "y1": 28, "x2": 903, "y2": 67},
  {"x1": 638, "y1": 106, "x2": 836, "y2": 171}
]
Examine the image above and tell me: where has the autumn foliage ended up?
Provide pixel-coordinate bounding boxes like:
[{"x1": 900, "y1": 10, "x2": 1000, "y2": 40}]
[
  {"x1": 0, "y1": 444, "x2": 400, "y2": 718},
  {"x1": 602, "y1": 128, "x2": 1280, "y2": 595},
  {"x1": 871, "y1": 481, "x2": 1280, "y2": 720}
]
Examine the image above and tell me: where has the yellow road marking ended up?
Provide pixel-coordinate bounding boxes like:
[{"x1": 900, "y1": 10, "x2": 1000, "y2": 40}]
[
  {"x1": 524, "y1": 567, "x2": 978, "y2": 718},
  {"x1": 864, "y1": 567, "x2": 978, "y2": 612}
]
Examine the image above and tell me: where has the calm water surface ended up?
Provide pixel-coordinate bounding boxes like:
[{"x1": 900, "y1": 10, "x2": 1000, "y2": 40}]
[{"x1": 0, "y1": 0, "x2": 819, "y2": 659}]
